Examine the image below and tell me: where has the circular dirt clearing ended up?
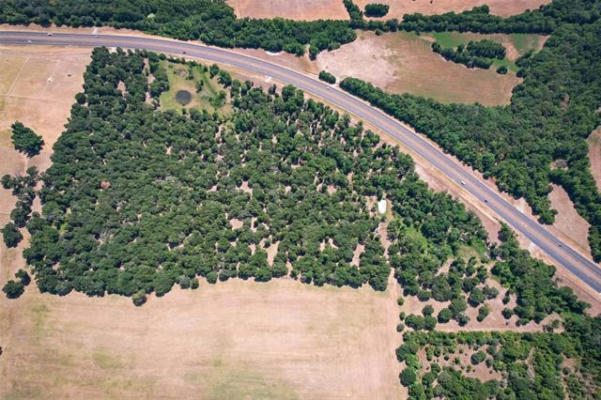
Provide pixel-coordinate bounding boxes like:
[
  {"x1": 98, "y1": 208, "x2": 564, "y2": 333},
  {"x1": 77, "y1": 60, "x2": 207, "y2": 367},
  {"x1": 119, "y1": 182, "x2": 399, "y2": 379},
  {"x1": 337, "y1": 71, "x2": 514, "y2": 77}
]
[{"x1": 175, "y1": 90, "x2": 192, "y2": 106}]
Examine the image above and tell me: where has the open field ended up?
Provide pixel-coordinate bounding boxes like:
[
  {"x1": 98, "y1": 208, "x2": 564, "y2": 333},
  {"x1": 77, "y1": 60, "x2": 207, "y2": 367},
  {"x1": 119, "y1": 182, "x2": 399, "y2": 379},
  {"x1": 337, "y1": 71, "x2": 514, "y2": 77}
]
[
  {"x1": 227, "y1": 0, "x2": 349, "y2": 20},
  {"x1": 317, "y1": 31, "x2": 523, "y2": 105},
  {"x1": 354, "y1": 0, "x2": 551, "y2": 19},
  {"x1": 227, "y1": 0, "x2": 550, "y2": 21},
  {"x1": 0, "y1": 278, "x2": 402, "y2": 399}
]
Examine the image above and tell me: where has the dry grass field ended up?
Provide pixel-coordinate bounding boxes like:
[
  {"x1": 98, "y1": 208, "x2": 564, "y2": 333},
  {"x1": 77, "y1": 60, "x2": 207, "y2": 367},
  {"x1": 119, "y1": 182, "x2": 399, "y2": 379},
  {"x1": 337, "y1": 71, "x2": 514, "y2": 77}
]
[
  {"x1": 353, "y1": 0, "x2": 551, "y2": 19},
  {"x1": 317, "y1": 31, "x2": 523, "y2": 105},
  {"x1": 227, "y1": 0, "x2": 349, "y2": 20},
  {"x1": 0, "y1": 279, "x2": 403, "y2": 399},
  {"x1": 227, "y1": 0, "x2": 550, "y2": 21}
]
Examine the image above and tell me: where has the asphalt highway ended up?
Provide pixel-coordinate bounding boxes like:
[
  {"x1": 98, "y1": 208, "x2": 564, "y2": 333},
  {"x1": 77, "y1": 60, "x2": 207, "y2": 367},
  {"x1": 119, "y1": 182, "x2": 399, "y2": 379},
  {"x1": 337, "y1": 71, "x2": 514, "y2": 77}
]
[{"x1": 2, "y1": 30, "x2": 601, "y2": 294}]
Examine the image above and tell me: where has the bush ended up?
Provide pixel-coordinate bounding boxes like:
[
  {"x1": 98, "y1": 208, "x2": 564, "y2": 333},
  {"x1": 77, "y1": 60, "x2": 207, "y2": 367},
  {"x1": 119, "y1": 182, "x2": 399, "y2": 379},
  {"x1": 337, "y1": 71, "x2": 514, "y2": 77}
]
[
  {"x1": 470, "y1": 350, "x2": 487, "y2": 365},
  {"x1": 3, "y1": 280, "x2": 24, "y2": 299},
  {"x1": 496, "y1": 65, "x2": 508, "y2": 74},
  {"x1": 2, "y1": 223, "x2": 22, "y2": 248},
  {"x1": 364, "y1": 3, "x2": 390, "y2": 17},
  {"x1": 318, "y1": 70, "x2": 336, "y2": 84},
  {"x1": 400, "y1": 367, "x2": 417, "y2": 386},
  {"x1": 132, "y1": 291, "x2": 147, "y2": 306},
  {"x1": 11, "y1": 122, "x2": 44, "y2": 157},
  {"x1": 15, "y1": 269, "x2": 31, "y2": 286}
]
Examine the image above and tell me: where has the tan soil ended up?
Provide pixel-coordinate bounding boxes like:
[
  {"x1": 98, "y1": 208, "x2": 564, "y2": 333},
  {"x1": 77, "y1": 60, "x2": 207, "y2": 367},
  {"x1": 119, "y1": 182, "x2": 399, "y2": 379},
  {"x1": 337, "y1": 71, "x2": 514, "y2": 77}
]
[
  {"x1": 588, "y1": 126, "x2": 601, "y2": 191},
  {"x1": 227, "y1": 0, "x2": 349, "y2": 20},
  {"x1": 316, "y1": 31, "x2": 522, "y2": 105},
  {"x1": 354, "y1": 0, "x2": 551, "y2": 19}
]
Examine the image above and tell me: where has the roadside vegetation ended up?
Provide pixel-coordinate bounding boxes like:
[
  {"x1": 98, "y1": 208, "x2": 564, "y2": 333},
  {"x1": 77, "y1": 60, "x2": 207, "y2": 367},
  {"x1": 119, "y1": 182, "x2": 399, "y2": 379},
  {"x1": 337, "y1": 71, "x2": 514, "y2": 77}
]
[{"x1": 340, "y1": 8, "x2": 601, "y2": 260}]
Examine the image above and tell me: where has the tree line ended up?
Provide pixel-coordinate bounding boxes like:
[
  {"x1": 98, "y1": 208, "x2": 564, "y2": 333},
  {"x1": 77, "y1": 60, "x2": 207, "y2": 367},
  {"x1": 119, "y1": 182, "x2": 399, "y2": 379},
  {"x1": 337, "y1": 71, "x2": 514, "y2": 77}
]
[{"x1": 0, "y1": 0, "x2": 356, "y2": 57}]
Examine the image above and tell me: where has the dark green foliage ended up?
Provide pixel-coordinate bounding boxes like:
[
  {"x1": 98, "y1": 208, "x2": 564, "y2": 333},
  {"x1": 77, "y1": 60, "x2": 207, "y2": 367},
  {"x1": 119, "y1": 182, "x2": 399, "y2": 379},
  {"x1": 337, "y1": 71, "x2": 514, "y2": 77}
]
[
  {"x1": 318, "y1": 70, "x2": 336, "y2": 84},
  {"x1": 399, "y1": 326, "x2": 601, "y2": 399},
  {"x1": 431, "y1": 39, "x2": 506, "y2": 70},
  {"x1": 11, "y1": 122, "x2": 44, "y2": 157},
  {"x1": 2, "y1": 222, "x2": 22, "y2": 248},
  {"x1": 15, "y1": 269, "x2": 31, "y2": 286},
  {"x1": 0, "y1": 0, "x2": 355, "y2": 57},
  {"x1": 340, "y1": 19, "x2": 601, "y2": 258},
  {"x1": 492, "y1": 224, "x2": 589, "y2": 323},
  {"x1": 364, "y1": 3, "x2": 389, "y2": 18},
  {"x1": 476, "y1": 304, "x2": 489, "y2": 322},
  {"x1": 431, "y1": 42, "x2": 493, "y2": 69},
  {"x1": 343, "y1": 0, "x2": 363, "y2": 21},
  {"x1": 3, "y1": 279, "x2": 24, "y2": 298},
  {"x1": 470, "y1": 350, "x2": 486, "y2": 365},
  {"x1": 22, "y1": 48, "x2": 482, "y2": 300},
  {"x1": 496, "y1": 65, "x2": 508, "y2": 74},
  {"x1": 400, "y1": 367, "x2": 417, "y2": 386},
  {"x1": 398, "y1": 1, "x2": 601, "y2": 34},
  {"x1": 466, "y1": 39, "x2": 506, "y2": 59}
]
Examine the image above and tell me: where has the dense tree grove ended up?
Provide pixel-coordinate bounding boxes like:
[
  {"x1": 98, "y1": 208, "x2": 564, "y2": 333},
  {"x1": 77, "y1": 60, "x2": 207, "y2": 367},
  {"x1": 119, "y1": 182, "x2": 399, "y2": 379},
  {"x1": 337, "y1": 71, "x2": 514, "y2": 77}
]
[
  {"x1": 397, "y1": 317, "x2": 601, "y2": 398},
  {"x1": 340, "y1": 16, "x2": 601, "y2": 259},
  {"x1": 364, "y1": 3, "x2": 389, "y2": 18},
  {"x1": 10, "y1": 121, "x2": 44, "y2": 157},
  {"x1": 17, "y1": 48, "x2": 486, "y2": 301},
  {"x1": 0, "y1": 0, "x2": 356, "y2": 57},
  {"x1": 398, "y1": 1, "x2": 601, "y2": 34}
]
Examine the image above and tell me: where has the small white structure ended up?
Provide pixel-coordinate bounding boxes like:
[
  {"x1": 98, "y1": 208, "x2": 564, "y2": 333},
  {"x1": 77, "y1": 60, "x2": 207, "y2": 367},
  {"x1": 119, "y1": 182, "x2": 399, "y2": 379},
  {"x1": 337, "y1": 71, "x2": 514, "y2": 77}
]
[{"x1": 377, "y1": 199, "x2": 387, "y2": 215}]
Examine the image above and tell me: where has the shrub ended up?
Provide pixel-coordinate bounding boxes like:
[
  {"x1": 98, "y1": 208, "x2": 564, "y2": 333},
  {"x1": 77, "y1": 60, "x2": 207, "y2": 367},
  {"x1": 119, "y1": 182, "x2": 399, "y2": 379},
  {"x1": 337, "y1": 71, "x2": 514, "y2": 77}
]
[
  {"x1": 3, "y1": 280, "x2": 24, "y2": 299},
  {"x1": 364, "y1": 3, "x2": 390, "y2": 17},
  {"x1": 2, "y1": 223, "x2": 22, "y2": 248},
  {"x1": 318, "y1": 70, "x2": 336, "y2": 84},
  {"x1": 400, "y1": 367, "x2": 417, "y2": 386}
]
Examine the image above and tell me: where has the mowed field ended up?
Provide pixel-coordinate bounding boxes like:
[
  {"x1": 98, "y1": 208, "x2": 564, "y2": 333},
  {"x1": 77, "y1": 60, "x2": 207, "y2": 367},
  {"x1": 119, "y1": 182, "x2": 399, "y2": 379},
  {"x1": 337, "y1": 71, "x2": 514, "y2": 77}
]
[
  {"x1": 317, "y1": 31, "x2": 530, "y2": 105},
  {"x1": 0, "y1": 280, "x2": 402, "y2": 399},
  {"x1": 227, "y1": 0, "x2": 551, "y2": 20},
  {"x1": 0, "y1": 45, "x2": 403, "y2": 400}
]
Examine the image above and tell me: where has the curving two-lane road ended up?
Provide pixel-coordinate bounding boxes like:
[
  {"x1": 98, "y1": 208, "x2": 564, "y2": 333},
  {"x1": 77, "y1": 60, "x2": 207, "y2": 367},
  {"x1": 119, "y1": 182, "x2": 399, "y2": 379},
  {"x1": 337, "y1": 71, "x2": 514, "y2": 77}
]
[{"x1": 2, "y1": 30, "x2": 601, "y2": 294}]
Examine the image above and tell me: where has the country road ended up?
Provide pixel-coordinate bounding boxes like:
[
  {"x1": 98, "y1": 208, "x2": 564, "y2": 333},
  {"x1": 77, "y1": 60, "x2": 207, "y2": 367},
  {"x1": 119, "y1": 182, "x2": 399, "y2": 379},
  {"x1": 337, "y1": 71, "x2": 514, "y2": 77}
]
[{"x1": 2, "y1": 30, "x2": 601, "y2": 295}]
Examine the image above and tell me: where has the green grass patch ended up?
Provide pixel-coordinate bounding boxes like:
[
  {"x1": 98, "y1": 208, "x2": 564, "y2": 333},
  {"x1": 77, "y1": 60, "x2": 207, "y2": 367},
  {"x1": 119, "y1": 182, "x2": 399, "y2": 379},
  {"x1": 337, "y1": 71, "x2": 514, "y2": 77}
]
[
  {"x1": 159, "y1": 61, "x2": 231, "y2": 115},
  {"x1": 508, "y1": 33, "x2": 542, "y2": 55}
]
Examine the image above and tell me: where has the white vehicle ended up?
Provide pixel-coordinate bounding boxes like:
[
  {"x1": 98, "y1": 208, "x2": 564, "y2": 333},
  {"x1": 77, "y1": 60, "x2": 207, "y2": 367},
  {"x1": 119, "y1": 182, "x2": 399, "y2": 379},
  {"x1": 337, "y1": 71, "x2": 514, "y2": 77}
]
[
  {"x1": 47, "y1": 32, "x2": 53, "y2": 36},
  {"x1": 26, "y1": 40, "x2": 32, "y2": 43},
  {"x1": 460, "y1": 180, "x2": 466, "y2": 185}
]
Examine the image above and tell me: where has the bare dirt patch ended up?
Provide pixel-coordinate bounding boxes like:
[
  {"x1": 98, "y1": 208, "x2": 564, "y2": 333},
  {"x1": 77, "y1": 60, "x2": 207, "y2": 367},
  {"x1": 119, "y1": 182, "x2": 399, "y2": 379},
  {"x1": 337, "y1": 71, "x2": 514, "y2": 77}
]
[
  {"x1": 548, "y1": 184, "x2": 591, "y2": 254},
  {"x1": 353, "y1": 0, "x2": 551, "y2": 19},
  {"x1": 0, "y1": 279, "x2": 402, "y2": 399},
  {"x1": 317, "y1": 31, "x2": 522, "y2": 105},
  {"x1": 588, "y1": 126, "x2": 601, "y2": 191},
  {"x1": 227, "y1": 0, "x2": 349, "y2": 20}
]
